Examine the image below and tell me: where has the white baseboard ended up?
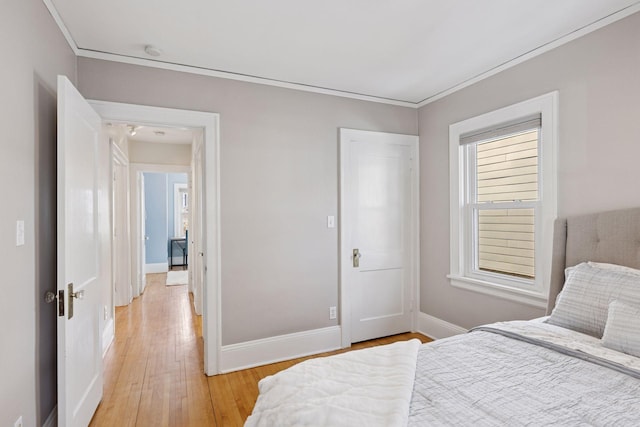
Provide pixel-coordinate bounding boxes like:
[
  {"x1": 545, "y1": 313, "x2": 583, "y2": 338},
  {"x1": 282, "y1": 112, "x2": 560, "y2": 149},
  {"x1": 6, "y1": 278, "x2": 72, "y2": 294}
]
[
  {"x1": 418, "y1": 312, "x2": 467, "y2": 340},
  {"x1": 145, "y1": 262, "x2": 168, "y2": 274},
  {"x1": 220, "y1": 326, "x2": 342, "y2": 373},
  {"x1": 102, "y1": 317, "x2": 115, "y2": 356},
  {"x1": 43, "y1": 405, "x2": 57, "y2": 427}
]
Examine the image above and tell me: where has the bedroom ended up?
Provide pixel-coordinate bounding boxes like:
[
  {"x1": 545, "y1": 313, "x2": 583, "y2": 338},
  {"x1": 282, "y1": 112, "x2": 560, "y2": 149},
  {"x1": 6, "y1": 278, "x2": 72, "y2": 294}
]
[{"x1": 2, "y1": 1, "x2": 640, "y2": 426}]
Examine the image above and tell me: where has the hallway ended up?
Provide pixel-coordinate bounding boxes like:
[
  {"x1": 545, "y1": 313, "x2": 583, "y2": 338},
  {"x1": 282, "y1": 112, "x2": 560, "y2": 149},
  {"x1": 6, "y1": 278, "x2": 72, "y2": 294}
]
[{"x1": 90, "y1": 273, "x2": 215, "y2": 426}]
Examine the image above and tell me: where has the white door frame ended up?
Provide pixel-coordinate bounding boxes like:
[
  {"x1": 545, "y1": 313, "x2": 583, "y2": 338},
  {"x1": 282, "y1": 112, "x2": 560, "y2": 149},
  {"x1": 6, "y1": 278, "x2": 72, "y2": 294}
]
[
  {"x1": 173, "y1": 182, "x2": 188, "y2": 238},
  {"x1": 339, "y1": 128, "x2": 420, "y2": 348},
  {"x1": 89, "y1": 100, "x2": 222, "y2": 375},
  {"x1": 111, "y1": 140, "x2": 132, "y2": 308},
  {"x1": 190, "y1": 133, "x2": 205, "y2": 315},
  {"x1": 130, "y1": 164, "x2": 190, "y2": 293}
]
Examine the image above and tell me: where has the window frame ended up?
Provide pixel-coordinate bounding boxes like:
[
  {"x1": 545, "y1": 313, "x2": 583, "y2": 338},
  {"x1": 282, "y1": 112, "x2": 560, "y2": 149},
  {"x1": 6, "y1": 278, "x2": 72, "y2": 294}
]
[{"x1": 448, "y1": 92, "x2": 558, "y2": 308}]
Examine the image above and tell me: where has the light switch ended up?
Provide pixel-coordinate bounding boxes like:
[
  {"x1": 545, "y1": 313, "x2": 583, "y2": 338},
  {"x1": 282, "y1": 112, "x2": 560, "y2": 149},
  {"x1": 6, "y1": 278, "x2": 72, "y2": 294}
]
[
  {"x1": 327, "y1": 215, "x2": 335, "y2": 228},
  {"x1": 16, "y1": 220, "x2": 24, "y2": 246}
]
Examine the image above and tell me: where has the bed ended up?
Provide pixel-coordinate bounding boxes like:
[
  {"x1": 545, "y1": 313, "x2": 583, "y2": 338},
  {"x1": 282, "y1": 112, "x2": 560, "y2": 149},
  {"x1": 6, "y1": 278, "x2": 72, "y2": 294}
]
[{"x1": 246, "y1": 207, "x2": 640, "y2": 426}]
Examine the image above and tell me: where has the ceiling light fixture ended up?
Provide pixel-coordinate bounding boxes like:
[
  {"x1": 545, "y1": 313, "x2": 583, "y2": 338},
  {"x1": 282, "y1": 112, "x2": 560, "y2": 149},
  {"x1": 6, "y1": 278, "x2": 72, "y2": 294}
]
[
  {"x1": 127, "y1": 125, "x2": 138, "y2": 136},
  {"x1": 144, "y1": 45, "x2": 163, "y2": 57}
]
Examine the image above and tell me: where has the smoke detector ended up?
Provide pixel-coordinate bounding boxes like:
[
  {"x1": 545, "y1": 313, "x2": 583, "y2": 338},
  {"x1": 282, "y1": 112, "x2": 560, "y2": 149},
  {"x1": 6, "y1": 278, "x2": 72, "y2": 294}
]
[{"x1": 144, "y1": 45, "x2": 163, "y2": 57}]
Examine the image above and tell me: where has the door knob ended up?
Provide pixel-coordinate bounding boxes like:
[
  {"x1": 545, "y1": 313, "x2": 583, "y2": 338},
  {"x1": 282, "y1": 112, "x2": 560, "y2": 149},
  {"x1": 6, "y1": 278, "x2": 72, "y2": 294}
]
[{"x1": 44, "y1": 291, "x2": 56, "y2": 303}]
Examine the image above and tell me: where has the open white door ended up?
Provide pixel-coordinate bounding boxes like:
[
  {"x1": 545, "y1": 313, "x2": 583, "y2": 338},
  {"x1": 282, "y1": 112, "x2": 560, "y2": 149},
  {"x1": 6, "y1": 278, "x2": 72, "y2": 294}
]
[
  {"x1": 340, "y1": 128, "x2": 419, "y2": 345},
  {"x1": 140, "y1": 172, "x2": 147, "y2": 293},
  {"x1": 57, "y1": 76, "x2": 104, "y2": 426},
  {"x1": 191, "y1": 131, "x2": 205, "y2": 315}
]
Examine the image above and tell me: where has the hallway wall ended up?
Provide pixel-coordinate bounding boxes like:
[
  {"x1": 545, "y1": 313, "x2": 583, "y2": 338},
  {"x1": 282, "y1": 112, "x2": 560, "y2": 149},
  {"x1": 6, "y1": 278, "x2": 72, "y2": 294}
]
[{"x1": 0, "y1": 1, "x2": 76, "y2": 426}]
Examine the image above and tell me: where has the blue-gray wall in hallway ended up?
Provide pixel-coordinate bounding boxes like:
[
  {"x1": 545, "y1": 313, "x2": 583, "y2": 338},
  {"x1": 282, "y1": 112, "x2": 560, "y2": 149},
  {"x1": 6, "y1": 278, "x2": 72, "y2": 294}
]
[
  {"x1": 144, "y1": 172, "x2": 168, "y2": 264},
  {"x1": 144, "y1": 172, "x2": 188, "y2": 265}
]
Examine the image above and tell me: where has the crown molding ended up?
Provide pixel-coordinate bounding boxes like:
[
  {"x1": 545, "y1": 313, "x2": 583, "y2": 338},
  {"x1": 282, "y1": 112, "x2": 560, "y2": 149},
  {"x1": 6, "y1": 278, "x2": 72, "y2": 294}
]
[
  {"x1": 42, "y1": 0, "x2": 79, "y2": 55},
  {"x1": 43, "y1": 0, "x2": 640, "y2": 109},
  {"x1": 76, "y1": 49, "x2": 418, "y2": 107},
  {"x1": 416, "y1": 1, "x2": 640, "y2": 107}
]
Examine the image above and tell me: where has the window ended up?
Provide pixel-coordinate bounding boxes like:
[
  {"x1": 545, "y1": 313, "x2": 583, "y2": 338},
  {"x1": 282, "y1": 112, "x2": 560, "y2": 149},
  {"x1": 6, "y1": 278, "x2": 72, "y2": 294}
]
[{"x1": 448, "y1": 92, "x2": 558, "y2": 307}]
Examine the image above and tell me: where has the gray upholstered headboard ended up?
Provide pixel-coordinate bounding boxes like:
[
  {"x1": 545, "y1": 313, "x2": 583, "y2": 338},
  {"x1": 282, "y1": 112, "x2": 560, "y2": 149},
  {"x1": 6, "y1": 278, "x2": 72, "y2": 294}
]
[{"x1": 547, "y1": 207, "x2": 640, "y2": 314}]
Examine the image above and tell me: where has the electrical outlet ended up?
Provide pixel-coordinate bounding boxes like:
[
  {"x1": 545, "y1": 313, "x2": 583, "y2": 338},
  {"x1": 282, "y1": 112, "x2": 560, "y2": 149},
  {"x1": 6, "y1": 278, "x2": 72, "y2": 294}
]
[
  {"x1": 329, "y1": 306, "x2": 337, "y2": 320},
  {"x1": 14, "y1": 415, "x2": 23, "y2": 427}
]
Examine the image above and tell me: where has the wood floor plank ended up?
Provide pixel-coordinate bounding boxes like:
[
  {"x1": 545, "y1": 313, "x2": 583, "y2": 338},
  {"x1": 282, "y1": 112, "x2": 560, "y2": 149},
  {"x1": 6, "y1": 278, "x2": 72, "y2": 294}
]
[{"x1": 90, "y1": 272, "x2": 431, "y2": 426}]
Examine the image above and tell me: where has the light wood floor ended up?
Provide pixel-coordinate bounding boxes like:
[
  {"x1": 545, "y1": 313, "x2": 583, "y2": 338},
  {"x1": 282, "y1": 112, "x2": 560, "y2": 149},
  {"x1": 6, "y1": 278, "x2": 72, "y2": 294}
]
[{"x1": 89, "y1": 273, "x2": 431, "y2": 426}]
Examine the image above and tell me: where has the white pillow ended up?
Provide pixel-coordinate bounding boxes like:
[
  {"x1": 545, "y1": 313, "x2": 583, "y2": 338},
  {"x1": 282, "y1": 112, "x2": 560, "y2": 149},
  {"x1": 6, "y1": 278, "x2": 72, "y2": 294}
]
[
  {"x1": 602, "y1": 300, "x2": 640, "y2": 358},
  {"x1": 547, "y1": 262, "x2": 640, "y2": 337},
  {"x1": 588, "y1": 262, "x2": 640, "y2": 276}
]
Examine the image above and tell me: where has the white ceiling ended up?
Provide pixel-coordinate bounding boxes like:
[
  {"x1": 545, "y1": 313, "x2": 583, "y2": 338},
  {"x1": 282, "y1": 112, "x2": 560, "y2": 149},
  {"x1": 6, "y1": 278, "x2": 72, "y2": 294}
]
[{"x1": 47, "y1": 0, "x2": 640, "y2": 106}]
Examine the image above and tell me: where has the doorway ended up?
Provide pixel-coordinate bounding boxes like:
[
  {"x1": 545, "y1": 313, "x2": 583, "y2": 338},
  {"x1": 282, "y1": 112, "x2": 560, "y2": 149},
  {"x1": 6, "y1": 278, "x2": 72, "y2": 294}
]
[
  {"x1": 91, "y1": 100, "x2": 221, "y2": 375},
  {"x1": 339, "y1": 128, "x2": 419, "y2": 347}
]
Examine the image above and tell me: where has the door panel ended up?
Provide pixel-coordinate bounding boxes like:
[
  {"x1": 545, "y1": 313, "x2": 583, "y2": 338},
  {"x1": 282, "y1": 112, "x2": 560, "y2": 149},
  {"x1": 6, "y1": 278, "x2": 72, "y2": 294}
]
[
  {"x1": 191, "y1": 133, "x2": 205, "y2": 315},
  {"x1": 341, "y1": 129, "x2": 418, "y2": 344},
  {"x1": 57, "y1": 75, "x2": 104, "y2": 426}
]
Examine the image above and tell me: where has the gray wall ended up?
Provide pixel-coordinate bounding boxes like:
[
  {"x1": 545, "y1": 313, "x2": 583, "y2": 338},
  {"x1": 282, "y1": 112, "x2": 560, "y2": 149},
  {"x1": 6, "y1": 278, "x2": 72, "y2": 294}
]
[
  {"x1": 129, "y1": 140, "x2": 192, "y2": 165},
  {"x1": 418, "y1": 12, "x2": 640, "y2": 329},
  {"x1": 0, "y1": 1, "x2": 77, "y2": 426},
  {"x1": 77, "y1": 59, "x2": 418, "y2": 345}
]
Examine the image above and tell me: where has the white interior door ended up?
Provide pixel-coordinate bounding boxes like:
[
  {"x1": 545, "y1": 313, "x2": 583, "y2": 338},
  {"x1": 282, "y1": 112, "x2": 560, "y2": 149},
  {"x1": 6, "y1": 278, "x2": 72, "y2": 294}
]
[
  {"x1": 140, "y1": 173, "x2": 147, "y2": 292},
  {"x1": 340, "y1": 128, "x2": 419, "y2": 344},
  {"x1": 191, "y1": 132, "x2": 205, "y2": 315},
  {"x1": 57, "y1": 76, "x2": 104, "y2": 426},
  {"x1": 112, "y1": 150, "x2": 132, "y2": 306}
]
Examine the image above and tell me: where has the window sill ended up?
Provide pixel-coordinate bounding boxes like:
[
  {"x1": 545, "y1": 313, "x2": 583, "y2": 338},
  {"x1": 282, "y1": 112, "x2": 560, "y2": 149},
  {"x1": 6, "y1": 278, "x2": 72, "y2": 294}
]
[{"x1": 447, "y1": 274, "x2": 548, "y2": 309}]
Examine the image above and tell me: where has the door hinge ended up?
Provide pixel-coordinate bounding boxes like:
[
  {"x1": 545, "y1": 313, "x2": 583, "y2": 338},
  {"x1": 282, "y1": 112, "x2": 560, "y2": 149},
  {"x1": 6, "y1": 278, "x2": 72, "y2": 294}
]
[{"x1": 57, "y1": 289, "x2": 65, "y2": 317}]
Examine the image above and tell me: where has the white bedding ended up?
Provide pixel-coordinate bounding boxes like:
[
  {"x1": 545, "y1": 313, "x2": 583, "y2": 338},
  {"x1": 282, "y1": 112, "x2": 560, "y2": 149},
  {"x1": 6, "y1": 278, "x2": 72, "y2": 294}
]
[
  {"x1": 409, "y1": 321, "x2": 640, "y2": 426},
  {"x1": 246, "y1": 321, "x2": 640, "y2": 426},
  {"x1": 245, "y1": 339, "x2": 421, "y2": 427}
]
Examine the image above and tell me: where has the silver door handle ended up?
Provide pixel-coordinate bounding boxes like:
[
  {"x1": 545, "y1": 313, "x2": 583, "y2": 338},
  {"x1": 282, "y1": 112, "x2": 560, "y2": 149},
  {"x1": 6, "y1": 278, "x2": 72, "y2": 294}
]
[{"x1": 353, "y1": 249, "x2": 361, "y2": 268}]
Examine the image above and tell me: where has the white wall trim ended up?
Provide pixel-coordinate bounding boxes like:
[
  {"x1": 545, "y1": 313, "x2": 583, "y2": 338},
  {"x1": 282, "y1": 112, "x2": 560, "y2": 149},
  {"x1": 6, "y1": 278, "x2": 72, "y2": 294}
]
[
  {"x1": 77, "y1": 50, "x2": 415, "y2": 108},
  {"x1": 45, "y1": 0, "x2": 640, "y2": 109},
  {"x1": 220, "y1": 326, "x2": 342, "y2": 373},
  {"x1": 448, "y1": 92, "x2": 558, "y2": 308},
  {"x1": 102, "y1": 317, "x2": 114, "y2": 356},
  {"x1": 417, "y1": 312, "x2": 467, "y2": 340},
  {"x1": 130, "y1": 163, "x2": 190, "y2": 174},
  {"x1": 416, "y1": 2, "x2": 640, "y2": 107},
  {"x1": 41, "y1": 0, "x2": 79, "y2": 55},
  {"x1": 145, "y1": 262, "x2": 168, "y2": 274},
  {"x1": 129, "y1": 164, "x2": 190, "y2": 296},
  {"x1": 42, "y1": 405, "x2": 58, "y2": 427},
  {"x1": 89, "y1": 100, "x2": 222, "y2": 375},
  {"x1": 173, "y1": 183, "x2": 188, "y2": 238}
]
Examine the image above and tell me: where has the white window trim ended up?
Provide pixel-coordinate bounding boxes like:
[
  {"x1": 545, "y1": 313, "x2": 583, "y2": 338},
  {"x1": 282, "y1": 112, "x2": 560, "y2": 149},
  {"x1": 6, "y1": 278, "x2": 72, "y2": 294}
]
[{"x1": 448, "y1": 92, "x2": 558, "y2": 308}]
